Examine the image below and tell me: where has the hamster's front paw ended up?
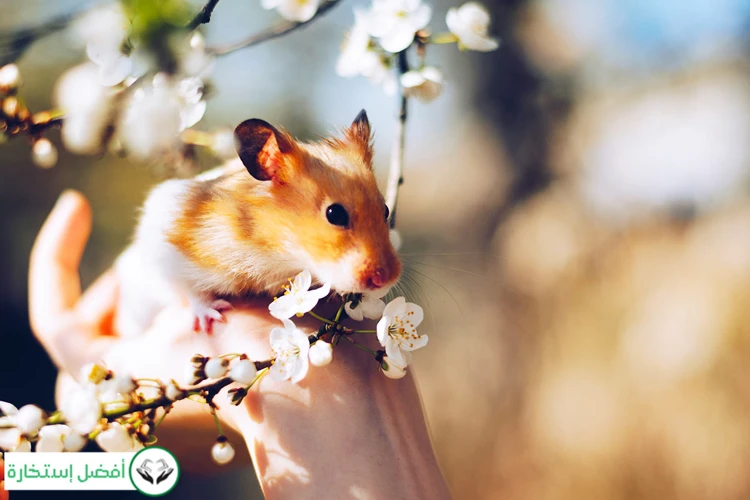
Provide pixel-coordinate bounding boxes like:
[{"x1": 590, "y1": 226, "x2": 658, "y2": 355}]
[{"x1": 190, "y1": 298, "x2": 232, "y2": 334}]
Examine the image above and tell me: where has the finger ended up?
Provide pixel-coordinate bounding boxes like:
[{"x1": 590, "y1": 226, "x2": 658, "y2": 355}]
[
  {"x1": 29, "y1": 190, "x2": 92, "y2": 334},
  {"x1": 76, "y1": 271, "x2": 119, "y2": 332}
]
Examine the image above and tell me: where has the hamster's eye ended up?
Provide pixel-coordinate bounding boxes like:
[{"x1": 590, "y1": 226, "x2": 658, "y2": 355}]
[
  {"x1": 326, "y1": 203, "x2": 349, "y2": 227},
  {"x1": 384, "y1": 204, "x2": 390, "y2": 221}
]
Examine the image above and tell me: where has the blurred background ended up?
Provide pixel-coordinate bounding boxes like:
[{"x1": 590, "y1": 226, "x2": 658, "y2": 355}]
[{"x1": 2, "y1": 0, "x2": 750, "y2": 498}]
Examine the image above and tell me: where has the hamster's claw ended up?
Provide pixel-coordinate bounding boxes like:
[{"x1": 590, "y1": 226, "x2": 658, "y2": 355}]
[{"x1": 191, "y1": 299, "x2": 232, "y2": 335}]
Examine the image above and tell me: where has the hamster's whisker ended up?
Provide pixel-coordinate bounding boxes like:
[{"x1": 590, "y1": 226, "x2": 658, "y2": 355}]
[
  {"x1": 402, "y1": 265, "x2": 465, "y2": 319},
  {"x1": 400, "y1": 258, "x2": 484, "y2": 278}
]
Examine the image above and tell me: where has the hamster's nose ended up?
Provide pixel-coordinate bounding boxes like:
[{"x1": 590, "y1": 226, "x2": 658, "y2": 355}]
[{"x1": 365, "y1": 267, "x2": 387, "y2": 289}]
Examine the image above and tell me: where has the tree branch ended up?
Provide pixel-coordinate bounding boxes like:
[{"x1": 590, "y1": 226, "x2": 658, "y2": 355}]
[
  {"x1": 385, "y1": 50, "x2": 410, "y2": 228},
  {"x1": 187, "y1": 0, "x2": 222, "y2": 30},
  {"x1": 208, "y1": 0, "x2": 342, "y2": 56},
  {"x1": 0, "y1": 4, "x2": 90, "y2": 66}
]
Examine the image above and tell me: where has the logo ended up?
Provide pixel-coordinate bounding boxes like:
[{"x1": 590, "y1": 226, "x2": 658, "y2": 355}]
[{"x1": 128, "y1": 447, "x2": 180, "y2": 496}]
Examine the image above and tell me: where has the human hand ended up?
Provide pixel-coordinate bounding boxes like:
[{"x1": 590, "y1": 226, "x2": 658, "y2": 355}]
[
  {"x1": 27, "y1": 190, "x2": 257, "y2": 465},
  {"x1": 29, "y1": 190, "x2": 450, "y2": 498}
]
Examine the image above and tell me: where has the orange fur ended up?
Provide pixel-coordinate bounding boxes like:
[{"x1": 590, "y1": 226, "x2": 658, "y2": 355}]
[{"x1": 165, "y1": 121, "x2": 400, "y2": 297}]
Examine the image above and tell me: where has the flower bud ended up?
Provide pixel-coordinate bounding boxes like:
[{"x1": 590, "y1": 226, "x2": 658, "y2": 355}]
[
  {"x1": 14, "y1": 405, "x2": 45, "y2": 435},
  {"x1": 36, "y1": 425, "x2": 68, "y2": 452},
  {"x1": 205, "y1": 357, "x2": 230, "y2": 379},
  {"x1": 229, "y1": 359, "x2": 257, "y2": 385},
  {"x1": 184, "y1": 361, "x2": 206, "y2": 385},
  {"x1": 190, "y1": 354, "x2": 207, "y2": 367},
  {"x1": 96, "y1": 423, "x2": 139, "y2": 452},
  {"x1": 2, "y1": 96, "x2": 19, "y2": 117},
  {"x1": 111, "y1": 374, "x2": 136, "y2": 395},
  {"x1": 32, "y1": 138, "x2": 58, "y2": 169},
  {"x1": 228, "y1": 387, "x2": 248, "y2": 406},
  {"x1": 381, "y1": 357, "x2": 407, "y2": 379},
  {"x1": 63, "y1": 432, "x2": 87, "y2": 452},
  {"x1": 0, "y1": 64, "x2": 22, "y2": 93},
  {"x1": 165, "y1": 381, "x2": 183, "y2": 401},
  {"x1": 308, "y1": 341, "x2": 333, "y2": 367},
  {"x1": 15, "y1": 438, "x2": 31, "y2": 452},
  {"x1": 211, "y1": 436, "x2": 235, "y2": 465}
]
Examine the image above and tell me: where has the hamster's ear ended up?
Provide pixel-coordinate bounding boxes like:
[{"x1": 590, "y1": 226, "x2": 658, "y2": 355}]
[
  {"x1": 345, "y1": 109, "x2": 373, "y2": 166},
  {"x1": 234, "y1": 119, "x2": 296, "y2": 182}
]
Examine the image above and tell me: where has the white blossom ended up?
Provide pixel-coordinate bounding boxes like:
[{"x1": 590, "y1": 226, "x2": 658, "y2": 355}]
[
  {"x1": 381, "y1": 355, "x2": 408, "y2": 379},
  {"x1": 14, "y1": 405, "x2": 45, "y2": 436},
  {"x1": 345, "y1": 288, "x2": 388, "y2": 321},
  {"x1": 0, "y1": 401, "x2": 17, "y2": 423},
  {"x1": 87, "y1": 44, "x2": 133, "y2": 87},
  {"x1": 269, "y1": 319, "x2": 310, "y2": 383},
  {"x1": 262, "y1": 0, "x2": 320, "y2": 22},
  {"x1": 179, "y1": 32, "x2": 215, "y2": 78},
  {"x1": 230, "y1": 359, "x2": 258, "y2": 385},
  {"x1": 376, "y1": 297, "x2": 427, "y2": 366},
  {"x1": 308, "y1": 341, "x2": 333, "y2": 367},
  {"x1": 175, "y1": 76, "x2": 207, "y2": 129},
  {"x1": 96, "y1": 423, "x2": 142, "y2": 452},
  {"x1": 62, "y1": 385, "x2": 102, "y2": 435},
  {"x1": 55, "y1": 63, "x2": 115, "y2": 154},
  {"x1": 36, "y1": 425, "x2": 86, "y2": 453},
  {"x1": 205, "y1": 357, "x2": 230, "y2": 379},
  {"x1": 0, "y1": 406, "x2": 31, "y2": 452},
  {"x1": 269, "y1": 270, "x2": 331, "y2": 319},
  {"x1": 337, "y1": 10, "x2": 398, "y2": 95},
  {"x1": 401, "y1": 67, "x2": 443, "y2": 102},
  {"x1": 63, "y1": 432, "x2": 87, "y2": 452},
  {"x1": 111, "y1": 374, "x2": 136, "y2": 395},
  {"x1": 446, "y1": 2, "x2": 499, "y2": 52},
  {"x1": 367, "y1": 0, "x2": 432, "y2": 53},
  {"x1": 75, "y1": 4, "x2": 132, "y2": 86},
  {"x1": 211, "y1": 439, "x2": 235, "y2": 465},
  {"x1": 16, "y1": 439, "x2": 31, "y2": 452},
  {"x1": 119, "y1": 75, "x2": 183, "y2": 160},
  {"x1": 97, "y1": 374, "x2": 136, "y2": 407},
  {"x1": 0, "y1": 428, "x2": 30, "y2": 452}
]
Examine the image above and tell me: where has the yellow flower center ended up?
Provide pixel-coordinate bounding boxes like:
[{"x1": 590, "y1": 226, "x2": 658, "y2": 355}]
[{"x1": 388, "y1": 311, "x2": 419, "y2": 348}]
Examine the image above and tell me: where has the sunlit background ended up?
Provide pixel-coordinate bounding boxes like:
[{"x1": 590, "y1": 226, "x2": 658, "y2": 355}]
[{"x1": 2, "y1": 0, "x2": 750, "y2": 498}]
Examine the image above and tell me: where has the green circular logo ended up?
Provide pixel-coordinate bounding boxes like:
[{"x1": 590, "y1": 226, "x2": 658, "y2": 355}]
[{"x1": 128, "y1": 446, "x2": 181, "y2": 497}]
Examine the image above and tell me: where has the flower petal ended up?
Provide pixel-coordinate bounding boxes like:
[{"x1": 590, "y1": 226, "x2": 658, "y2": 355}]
[
  {"x1": 405, "y1": 302, "x2": 424, "y2": 328},
  {"x1": 383, "y1": 296, "x2": 407, "y2": 318},
  {"x1": 310, "y1": 282, "x2": 331, "y2": 299},
  {"x1": 401, "y1": 334, "x2": 429, "y2": 351},
  {"x1": 377, "y1": 316, "x2": 390, "y2": 345},
  {"x1": 269, "y1": 295, "x2": 296, "y2": 319},
  {"x1": 295, "y1": 270, "x2": 312, "y2": 291},
  {"x1": 384, "y1": 337, "x2": 406, "y2": 366},
  {"x1": 345, "y1": 301, "x2": 365, "y2": 321},
  {"x1": 0, "y1": 401, "x2": 18, "y2": 416},
  {"x1": 378, "y1": 27, "x2": 416, "y2": 53}
]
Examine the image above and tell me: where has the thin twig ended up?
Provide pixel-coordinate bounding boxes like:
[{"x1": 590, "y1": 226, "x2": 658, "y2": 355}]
[
  {"x1": 385, "y1": 50, "x2": 409, "y2": 228},
  {"x1": 0, "y1": 3, "x2": 92, "y2": 66},
  {"x1": 187, "y1": 0, "x2": 222, "y2": 30},
  {"x1": 208, "y1": 0, "x2": 342, "y2": 56}
]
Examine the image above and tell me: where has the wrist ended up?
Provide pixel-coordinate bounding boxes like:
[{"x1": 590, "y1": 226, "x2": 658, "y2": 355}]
[{"x1": 218, "y1": 335, "x2": 450, "y2": 499}]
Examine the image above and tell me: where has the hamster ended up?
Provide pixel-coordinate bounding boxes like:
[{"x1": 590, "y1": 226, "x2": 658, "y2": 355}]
[{"x1": 115, "y1": 110, "x2": 401, "y2": 335}]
